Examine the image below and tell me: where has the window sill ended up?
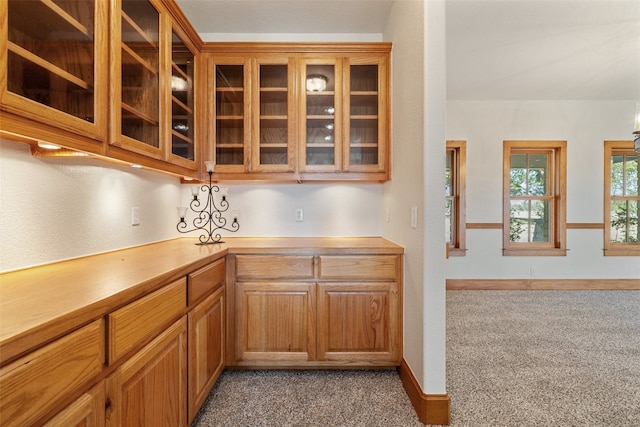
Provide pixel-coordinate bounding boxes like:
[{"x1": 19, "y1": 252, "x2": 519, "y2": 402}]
[
  {"x1": 447, "y1": 248, "x2": 467, "y2": 257},
  {"x1": 502, "y1": 248, "x2": 567, "y2": 256},
  {"x1": 603, "y1": 248, "x2": 640, "y2": 256}
]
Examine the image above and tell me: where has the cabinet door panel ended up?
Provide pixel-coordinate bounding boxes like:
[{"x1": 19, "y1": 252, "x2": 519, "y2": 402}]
[
  {"x1": 44, "y1": 381, "x2": 105, "y2": 427},
  {"x1": 317, "y1": 282, "x2": 401, "y2": 364},
  {"x1": 210, "y1": 58, "x2": 250, "y2": 173},
  {"x1": 168, "y1": 27, "x2": 197, "y2": 169},
  {"x1": 3, "y1": 0, "x2": 108, "y2": 140},
  {"x1": 251, "y1": 56, "x2": 297, "y2": 172},
  {"x1": 235, "y1": 282, "x2": 315, "y2": 363},
  {"x1": 299, "y1": 57, "x2": 342, "y2": 172},
  {"x1": 0, "y1": 320, "x2": 104, "y2": 427},
  {"x1": 343, "y1": 54, "x2": 389, "y2": 173},
  {"x1": 188, "y1": 287, "x2": 224, "y2": 423},
  {"x1": 111, "y1": 0, "x2": 166, "y2": 158},
  {"x1": 106, "y1": 317, "x2": 187, "y2": 427}
]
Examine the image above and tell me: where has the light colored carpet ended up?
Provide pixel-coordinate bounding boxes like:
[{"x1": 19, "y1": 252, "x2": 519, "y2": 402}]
[
  {"x1": 446, "y1": 290, "x2": 640, "y2": 426},
  {"x1": 191, "y1": 290, "x2": 640, "y2": 426},
  {"x1": 191, "y1": 369, "x2": 423, "y2": 426}
]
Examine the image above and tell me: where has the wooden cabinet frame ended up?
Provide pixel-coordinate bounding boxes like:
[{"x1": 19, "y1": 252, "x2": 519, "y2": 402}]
[
  {"x1": 226, "y1": 251, "x2": 403, "y2": 368},
  {"x1": 1, "y1": 0, "x2": 109, "y2": 142},
  {"x1": 202, "y1": 42, "x2": 392, "y2": 182},
  {"x1": 2, "y1": 0, "x2": 203, "y2": 178}
]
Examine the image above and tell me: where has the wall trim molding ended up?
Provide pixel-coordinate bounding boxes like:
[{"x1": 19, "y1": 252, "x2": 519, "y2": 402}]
[
  {"x1": 466, "y1": 222, "x2": 501, "y2": 229},
  {"x1": 398, "y1": 359, "x2": 450, "y2": 425},
  {"x1": 447, "y1": 279, "x2": 640, "y2": 290},
  {"x1": 466, "y1": 223, "x2": 605, "y2": 230},
  {"x1": 566, "y1": 223, "x2": 604, "y2": 229}
]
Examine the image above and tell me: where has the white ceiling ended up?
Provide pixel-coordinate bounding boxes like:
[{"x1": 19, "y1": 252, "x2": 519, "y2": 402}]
[{"x1": 175, "y1": 0, "x2": 640, "y2": 100}]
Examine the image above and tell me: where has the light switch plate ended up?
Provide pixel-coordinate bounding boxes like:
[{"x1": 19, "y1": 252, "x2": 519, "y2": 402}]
[
  {"x1": 410, "y1": 206, "x2": 418, "y2": 228},
  {"x1": 131, "y1": 207, "x2": 140, "y2": 226}
]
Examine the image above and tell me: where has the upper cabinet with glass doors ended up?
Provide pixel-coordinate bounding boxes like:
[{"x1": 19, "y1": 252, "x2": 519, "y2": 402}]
[
  {"x1": 251, "y1": 56, "x2": 296, "y2": 173},
  {"x1": 204, "y1": 43, "x2": 391, "y2": 182},
  {"x1": 209, "y1": 57, "x2": 250, "y2": 174},
  {"x1": 344, "y1": 54, "x2": 388, "y2": 174},
  {"x1": 2, "y1": 0, "x2": 108, "y2": 141},
  {"x1": 299, "y1": 56, "x2": 342, "y2": 173},
  {"x1": 2, "y1": 0, "x2": 202, "y2": 177},
  {"x1": 111, "y1": 0, "x2": 163, "y2": 158},
  {"x1": 299, "y1": 53, "x2": 389, "y2": 177},
  {"x1": 168, "y1": 27, "x2": 197, "y2": 168}
]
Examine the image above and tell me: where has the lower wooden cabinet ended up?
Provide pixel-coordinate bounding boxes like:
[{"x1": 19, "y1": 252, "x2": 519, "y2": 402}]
[
  {"x1": 105, "y1": 317, "x2": 188, "y2": 427},
  {"x1": 317, "y1": 281, "x2": 401, "y2": 364},
  {"x1": 229, "y1": 253, "x2": 402, "y2": 367},
  {"x1": 235, "y1": 281, "x2": 316, "y2": 364},
  {"x1": 44, "y1": 382, "x2": 105, "y2": 427},
  {"x1": 187, "y1": 286, "x2": 225, "y2": 423},
  {"x1": 0, "y1": 320, "x2": 104, "y2": 427}
]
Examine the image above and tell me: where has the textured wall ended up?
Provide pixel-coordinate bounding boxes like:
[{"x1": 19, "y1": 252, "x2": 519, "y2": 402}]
[
  {"x1": 446, "y1": 100, "x2": 639, "y2": 279},
  {"x1": 0, "y1": 139, "x2": 182, "y2": 272}
]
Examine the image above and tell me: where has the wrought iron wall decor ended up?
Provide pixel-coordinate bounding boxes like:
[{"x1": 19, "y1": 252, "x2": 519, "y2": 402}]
[{"x1": 176, "y1": 161, "x2": 239, "y2": 244}]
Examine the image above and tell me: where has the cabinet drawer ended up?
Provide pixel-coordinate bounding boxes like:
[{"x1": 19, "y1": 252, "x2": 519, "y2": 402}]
[
  {"x1": 107, "y1": 279, "x2": 186, "y2": 364},
  {"x1": 236, "y1": 255, "x2": 314, "y2": 280},
  {"x1": 0, "y1": 320, "x2": 104, "y2": 427},
  {"x1": 318, "y1": 255, "x2": 398, "y2": 280},
  {"x1": 188, "y1": 258, "x2": 226, "y2": 306}
]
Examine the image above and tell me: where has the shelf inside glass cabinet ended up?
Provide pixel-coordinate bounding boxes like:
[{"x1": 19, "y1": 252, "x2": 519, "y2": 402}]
[
  {"x1": 120, "y1": 0, "x2": 160, "y2": 147},
  {"x1": 7, "y1": 0, "x2": 96, "y2": 121}
]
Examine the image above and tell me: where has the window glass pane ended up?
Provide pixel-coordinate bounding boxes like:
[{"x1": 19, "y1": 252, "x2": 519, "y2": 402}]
[
  {"x1": 530, "y1": 200, "x2": 550, "y2": 242},
  {"x1": 611, "y1": 155, "x2": 625, "y2": 196},
  {"x1": 510, "y1": 154, "x2": 527, "y2": 196},
  {"x1": 445, "y1": 152, "x2": 452, "y2": 196},
  {"x1": 528, "y1": 154, "x2": 548, "y2": 196},
  {"x1": 625, "y1": 155, "x2": 638, "y2": 196},
  {"x1": 629, "y1": 200, "x2": 639, "y2": 243},
  {"x1": 509, "y1": 200, "x2": 549, "y2": 242},
  {"x1": 509, "y1": 199, "x2": 530, "y2": 242},
  {"x1": 610, "y1": 200, "x2": 629, "y2": 243},
  {"x1": 445, "y1": 198, "x2": 453, "y2": 243}
]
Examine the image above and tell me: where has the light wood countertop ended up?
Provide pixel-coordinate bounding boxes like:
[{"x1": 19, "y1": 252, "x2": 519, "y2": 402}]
[{"x1": 0, "y1": 237, "x2": 402, "y2": 365}]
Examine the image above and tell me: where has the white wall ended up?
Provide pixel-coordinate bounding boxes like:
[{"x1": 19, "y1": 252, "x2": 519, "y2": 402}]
[
  {"x1": 0, "y1": 138, "x2": 182, "y2": 272},
  {"x1": 196, "y1": 183, "x2": 382, "y2": 237},
  {"x1": 446, "y1": 100, "x2": 640, "y2": 279},
  {"x1": 383, "y1": 0, "x2": 426, "y2": 390},
  {"x1": 0, "y1": 139, "x2": 384, "y2": 272},
  {"x1": 383, "y1": 0, "x2": 447, "y2": 397}
]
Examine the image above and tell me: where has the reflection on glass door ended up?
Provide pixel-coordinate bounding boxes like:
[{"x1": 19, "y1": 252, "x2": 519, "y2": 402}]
[
  {"x1": 303, "y1": 62, "x2": 340, "y2": 170},
  {"x1": 120, "y1": 0, "x2": 160, "y2": 147},
  {"x1": 348, "y1": 64, "x2": 379, "y2": 166},
  {"x1": 257, "y1": 63, "x2": 289, "y2": 167},
  {"x1": 170, "y1": 30, "x2": 194, "y2": 162},
  {"x1": 215, "y1": 64, "x2": 245, "y2": 166}
]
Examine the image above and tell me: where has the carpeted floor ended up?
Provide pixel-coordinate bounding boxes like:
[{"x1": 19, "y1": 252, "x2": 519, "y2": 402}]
[{"x1": 191, "y1": 290, "x2": 640, "y2": 426}]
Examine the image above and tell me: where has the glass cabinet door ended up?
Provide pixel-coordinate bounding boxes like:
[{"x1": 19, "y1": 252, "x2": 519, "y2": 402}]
[
  {"x1": 344, "y1": 56, "x2": 387, "y2": 172},
  {"x1": 117, "y1": 0, "x2": 161, "y2": 154},
  {"x1": 300, "y1": 58, "x2": 342, "y2": 172},
  {"x1": 4, "y1": 0, "x2": 107, "y2": 139},
  {"x1": 251, "y1": 57, "x2": 295, "y2": 172},
  {"x1": 213, "y1": 60, "x2": 249, "y2": 172},
  {"x1": 169, "y1": 29, "x2": 195, "y2": 166}
]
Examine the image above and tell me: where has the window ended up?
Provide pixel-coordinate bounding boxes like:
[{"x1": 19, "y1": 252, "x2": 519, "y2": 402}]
[
  {"x1": 604, "y1": 141, "x2": 639, "y2": 256},
  {"x1": 503, "y1": 140, "x2": 566, "y2": 256},
  {"x1": 446, "y1": 140, "x2": 466, "y2": 255}
]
